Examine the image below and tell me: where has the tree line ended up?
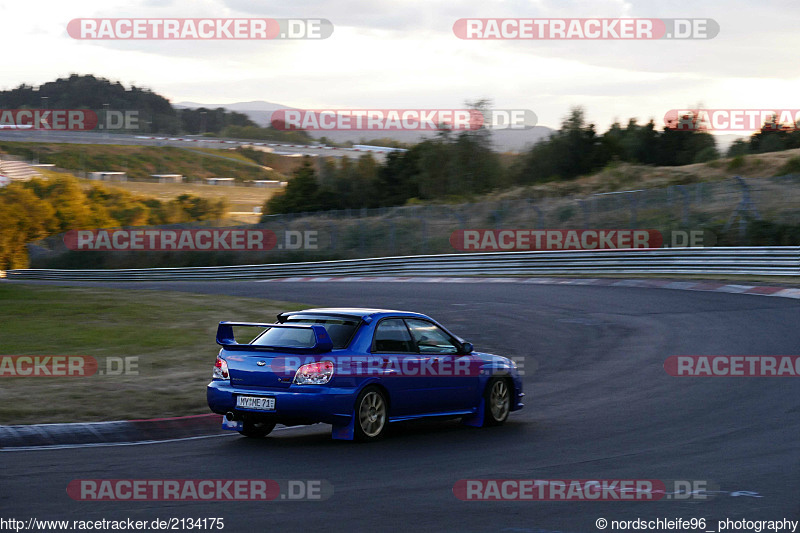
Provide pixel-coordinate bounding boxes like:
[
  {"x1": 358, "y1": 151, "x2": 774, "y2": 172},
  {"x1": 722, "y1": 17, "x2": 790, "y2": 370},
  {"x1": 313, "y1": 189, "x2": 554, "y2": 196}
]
[
  {"x1": 0, "y1": 75, "x2": 311, "y2": 143},
  {"x1": 727, "y1": 117, "x2": 800, "y2": 156},
  {"x1": 0, "y1": 74, "x2": 253, "y2": 135},
  {"x1": 264, "y1": 106, "x2": 723, "y2": 215},
  {"x1": 0, "y1": 176, "x2": 227, "y2": 269}
]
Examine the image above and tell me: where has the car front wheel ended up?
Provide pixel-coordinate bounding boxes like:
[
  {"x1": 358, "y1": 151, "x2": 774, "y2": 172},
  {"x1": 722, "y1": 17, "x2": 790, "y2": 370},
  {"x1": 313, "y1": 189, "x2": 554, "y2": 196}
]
[
  {"x1": 354, "y1": 386, "x2": 388, "y2": 442},
  {"x1": 483, "y1": 378, "x2": 511, "y2": 426}
]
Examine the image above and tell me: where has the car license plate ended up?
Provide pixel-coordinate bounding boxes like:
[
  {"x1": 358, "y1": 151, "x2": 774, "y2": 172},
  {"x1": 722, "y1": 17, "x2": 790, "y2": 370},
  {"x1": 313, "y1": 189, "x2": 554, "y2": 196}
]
[{"x1": 236, "y1": 396, "x2": 275, "y2": 411}]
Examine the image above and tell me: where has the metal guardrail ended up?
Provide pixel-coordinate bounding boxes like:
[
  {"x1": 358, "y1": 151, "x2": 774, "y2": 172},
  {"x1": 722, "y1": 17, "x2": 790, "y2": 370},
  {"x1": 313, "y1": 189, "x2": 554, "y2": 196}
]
[{"x1": 4, "y1": 247, "x2": 799, "y2": 281}]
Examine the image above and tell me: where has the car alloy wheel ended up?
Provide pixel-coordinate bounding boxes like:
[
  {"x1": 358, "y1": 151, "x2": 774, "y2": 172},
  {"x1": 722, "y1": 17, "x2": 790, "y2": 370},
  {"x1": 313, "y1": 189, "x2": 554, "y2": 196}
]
[
  {"x1": 485, "y1": 378, "x2": 511, "y2": 425},
  {"x1": 355, "y1": 387, "x2": 388, "y2": 441}
]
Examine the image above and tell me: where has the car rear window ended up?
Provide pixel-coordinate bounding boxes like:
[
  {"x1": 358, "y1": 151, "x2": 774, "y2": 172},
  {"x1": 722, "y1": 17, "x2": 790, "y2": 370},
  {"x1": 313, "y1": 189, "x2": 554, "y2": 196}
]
[
  {"x1": 278, "y1": 315, "x2": 360, "y2": 349},
  {"x1": 250, "y1": 326, "x2": 316, "y2": 348}
]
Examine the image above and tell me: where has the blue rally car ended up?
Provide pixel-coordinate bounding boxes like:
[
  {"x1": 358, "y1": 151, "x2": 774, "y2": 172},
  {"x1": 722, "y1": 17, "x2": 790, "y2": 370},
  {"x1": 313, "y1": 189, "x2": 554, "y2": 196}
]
[{"x1": 207, "y1": 308, "x2": 524, "y2": 441}]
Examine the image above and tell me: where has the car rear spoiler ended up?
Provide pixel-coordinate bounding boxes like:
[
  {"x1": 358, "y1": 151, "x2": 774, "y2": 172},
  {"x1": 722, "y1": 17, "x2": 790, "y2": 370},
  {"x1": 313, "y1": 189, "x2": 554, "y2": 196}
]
[{"x1": 216, "y1": 322, "x2": 334, "y2": 353}]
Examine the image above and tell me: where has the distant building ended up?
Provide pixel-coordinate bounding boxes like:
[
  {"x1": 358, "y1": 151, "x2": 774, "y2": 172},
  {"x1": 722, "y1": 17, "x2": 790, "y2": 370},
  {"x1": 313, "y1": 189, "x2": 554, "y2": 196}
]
[
  {"x1": 88, "y1": 171, "x2": 127, "y2": 182},
  {"x1": 352, "y1": 144, "x2": 408, "y2": 153},
  {"x1": 0, "y1": 157, "x2": 42, "y2": 182},
  {"x1": 151, "y1": 174, "x2": 184, "y2": 183},
  {"x1": 241, "y1": 144, "x2": 275, "y2": 154},
  {"x1": 0, "y1": 174, "x2": 10, "y2": 188},
  {"x1": 203, "y1": 177, "x2": 235, "y2": 186},
  {"x1": 251, "y1": 180, "x2": 284, "y2": 188}
]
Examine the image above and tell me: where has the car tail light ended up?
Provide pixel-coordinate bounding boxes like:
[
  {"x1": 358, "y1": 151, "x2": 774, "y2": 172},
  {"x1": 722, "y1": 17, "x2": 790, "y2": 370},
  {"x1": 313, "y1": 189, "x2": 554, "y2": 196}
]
[
  {"x1": 213, "y1": 356, "x2": 229, "y2": 380},
  {"x1": 293, "y1": 360, "x2": 334, "y2": 385}
]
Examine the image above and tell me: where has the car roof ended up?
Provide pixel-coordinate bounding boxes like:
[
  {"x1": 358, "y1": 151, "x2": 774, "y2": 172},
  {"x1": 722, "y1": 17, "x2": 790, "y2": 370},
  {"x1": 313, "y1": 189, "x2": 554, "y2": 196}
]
[{"x1": 283, "y1": 308, "x2": 430, "y2": 320}]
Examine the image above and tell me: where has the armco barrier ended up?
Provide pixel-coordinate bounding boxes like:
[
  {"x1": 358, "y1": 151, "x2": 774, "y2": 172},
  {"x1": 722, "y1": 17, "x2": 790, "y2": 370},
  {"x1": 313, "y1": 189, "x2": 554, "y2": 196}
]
[{"x1": 4, "y1": 247, "x2": 799, "y2": 281}]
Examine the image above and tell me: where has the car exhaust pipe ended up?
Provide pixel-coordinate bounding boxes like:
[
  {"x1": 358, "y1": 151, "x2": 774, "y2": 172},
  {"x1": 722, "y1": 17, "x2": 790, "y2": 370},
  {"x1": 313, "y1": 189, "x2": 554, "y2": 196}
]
[{"x1": 225, "y1": 411, "x2": 237, "y2": 421}]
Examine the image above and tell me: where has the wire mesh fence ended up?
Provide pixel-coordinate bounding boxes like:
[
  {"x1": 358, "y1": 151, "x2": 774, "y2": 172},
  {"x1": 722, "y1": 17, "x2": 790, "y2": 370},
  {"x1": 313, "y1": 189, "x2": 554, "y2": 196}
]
[{"x1": 27, "y1": 174, "x2": 800, "y2": 268}]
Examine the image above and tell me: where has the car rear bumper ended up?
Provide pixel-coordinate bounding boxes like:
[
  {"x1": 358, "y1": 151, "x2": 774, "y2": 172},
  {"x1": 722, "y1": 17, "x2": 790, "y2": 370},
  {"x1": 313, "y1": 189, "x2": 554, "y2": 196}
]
[{"x1": 207, "y1": 380, "x2": 355, "y2": 426}]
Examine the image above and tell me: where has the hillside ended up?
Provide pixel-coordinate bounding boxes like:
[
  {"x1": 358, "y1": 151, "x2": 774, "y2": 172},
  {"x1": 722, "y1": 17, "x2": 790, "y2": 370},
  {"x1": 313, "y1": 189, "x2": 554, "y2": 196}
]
[
  {"x1": 0, "y1": 74, "x2": 255, "y2": 135},
  {"x1": 0, "y1": 141, "x2": 314, "y2": 223},
  {"x1": 0, "y1": 141, "x2": 288, "y2": 182},
  {"x1": 492, "y1": 147, "x2": 800, "y2": 200}
]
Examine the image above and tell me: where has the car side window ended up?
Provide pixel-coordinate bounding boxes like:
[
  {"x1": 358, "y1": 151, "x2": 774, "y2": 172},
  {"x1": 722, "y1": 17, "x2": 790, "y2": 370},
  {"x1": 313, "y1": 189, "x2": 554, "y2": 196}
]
[
  {"x1": 373, "y1": 318, "x2": 416, "y2": 353},
  {"x1": 405, "y1": 319, "x2": 460, "y2": 354}
]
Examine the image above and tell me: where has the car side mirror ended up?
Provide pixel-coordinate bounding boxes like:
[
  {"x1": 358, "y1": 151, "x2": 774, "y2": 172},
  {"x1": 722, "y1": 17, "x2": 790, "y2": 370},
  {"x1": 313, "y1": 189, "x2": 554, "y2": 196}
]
[{"x1": 461, "y1": 342, "x2": 474, "y2": 354}]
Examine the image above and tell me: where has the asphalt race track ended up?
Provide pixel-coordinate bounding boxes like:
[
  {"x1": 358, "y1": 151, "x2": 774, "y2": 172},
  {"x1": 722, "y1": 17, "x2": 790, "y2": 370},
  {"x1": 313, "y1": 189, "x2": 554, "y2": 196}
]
[{"x1": 2, "y1": 280, "x2": 799, "y2": 532}]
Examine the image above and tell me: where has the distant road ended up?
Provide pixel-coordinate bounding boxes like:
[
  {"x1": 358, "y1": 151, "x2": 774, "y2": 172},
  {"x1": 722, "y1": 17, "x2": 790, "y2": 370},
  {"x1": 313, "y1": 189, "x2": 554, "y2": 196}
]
[{"x1": 0, "y1": 130, "x2": 388, "y2": 161}]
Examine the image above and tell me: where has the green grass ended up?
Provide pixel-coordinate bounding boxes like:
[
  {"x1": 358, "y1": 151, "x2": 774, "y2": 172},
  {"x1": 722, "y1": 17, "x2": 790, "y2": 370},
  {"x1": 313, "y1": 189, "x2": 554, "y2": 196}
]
[
  {"x1": 776, "y1": 155, "x2": 800, "y2": 176},
  {"x1": 0, "y1": 284, "x2": 308, "y2": 425}
]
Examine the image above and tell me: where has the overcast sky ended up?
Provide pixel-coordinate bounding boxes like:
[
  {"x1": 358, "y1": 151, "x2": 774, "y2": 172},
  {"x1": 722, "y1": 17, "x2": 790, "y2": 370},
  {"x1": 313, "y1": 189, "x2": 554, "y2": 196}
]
[{"x1": 2, "y1": 0, "x2": 798, "y2": 133}]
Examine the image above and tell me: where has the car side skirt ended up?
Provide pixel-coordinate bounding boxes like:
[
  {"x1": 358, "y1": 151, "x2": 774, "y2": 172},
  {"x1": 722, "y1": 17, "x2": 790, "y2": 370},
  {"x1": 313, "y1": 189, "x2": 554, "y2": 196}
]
[
  {"x1": 331, "y1": 409, "x2": 478, "y2": 440},
  {"x1": 389, "y1": 409, "x2": 476, "y2": 423}
]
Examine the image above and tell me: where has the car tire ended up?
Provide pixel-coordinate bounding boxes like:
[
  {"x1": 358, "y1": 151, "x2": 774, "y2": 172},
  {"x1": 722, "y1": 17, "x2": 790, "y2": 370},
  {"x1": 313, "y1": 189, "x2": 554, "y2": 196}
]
[
  {"x1": 353, "y1": 386, "x2": 388, "y2": 442},
  {"x1": 483, "y1": 378, "x2": 511, "y2": 426},
  {"x1": 239, "y1": 420, "x2": 276, "y2": 438}
]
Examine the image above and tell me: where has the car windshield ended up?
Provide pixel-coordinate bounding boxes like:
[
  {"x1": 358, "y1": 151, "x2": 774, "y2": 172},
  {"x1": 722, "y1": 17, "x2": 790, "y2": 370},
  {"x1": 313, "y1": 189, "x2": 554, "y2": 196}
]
[{"x1": 254, "y1": 314, "x2": 360, "y2": 349}]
